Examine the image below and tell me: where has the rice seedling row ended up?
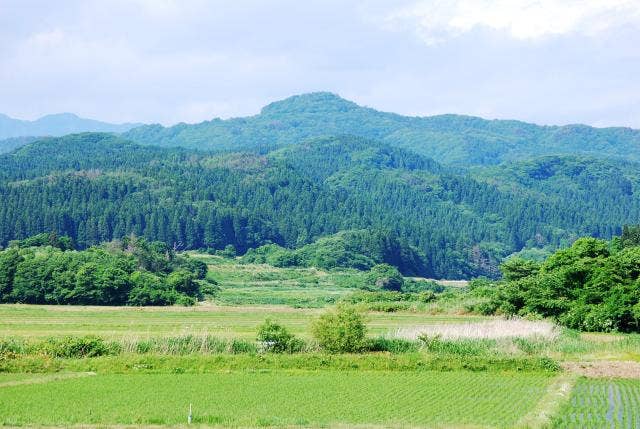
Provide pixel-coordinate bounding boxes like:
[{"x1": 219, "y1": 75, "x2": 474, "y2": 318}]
[
  {"x1": 552, "y1": 378, "x2": 640, "y2": 428},
  {"x1": 0, "y1": 370, "x2": 553, "y2": 428}
]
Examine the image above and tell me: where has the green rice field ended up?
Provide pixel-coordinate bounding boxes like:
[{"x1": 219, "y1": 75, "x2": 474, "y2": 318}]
[
  {"x1": 0, "y1": 371, "x2": 552, "y2": 428},
  {"x1": 553, "y1": 378, "x2": 640, "y2": 428},
  {"x1": 2, "y1": 257, "x2": 639, "y2": 428}
]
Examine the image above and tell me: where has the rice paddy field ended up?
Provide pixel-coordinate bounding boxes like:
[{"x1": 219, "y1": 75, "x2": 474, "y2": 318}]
[
  {"x1": 2, "y1": 256, "x2": 640, "y2": 428},
  {"x1": 552, "y1": 378, "x2": 640, "y2": 428},
  {"x1": 202, "y1": 255, "x2": 365, "y2": 307},
  {"x1": 0, "y1": 371, "x2": 553, "y2": 427}
]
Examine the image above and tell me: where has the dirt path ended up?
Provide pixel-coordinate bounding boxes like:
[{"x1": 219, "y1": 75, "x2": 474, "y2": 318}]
[{"x1": 562, "y1": 361, "x2": 640, "y2": 378}]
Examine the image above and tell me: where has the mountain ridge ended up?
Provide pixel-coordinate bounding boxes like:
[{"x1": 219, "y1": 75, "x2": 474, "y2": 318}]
[
  {"x1": 1, "y1": 132, "x2": 639, "y2": 278},
  {"x1": 122, "y1": 92, "x2": 640, "y2": 166},
  {"x1": 0, "y1": 112, "x2": 142, "y2": 141}
]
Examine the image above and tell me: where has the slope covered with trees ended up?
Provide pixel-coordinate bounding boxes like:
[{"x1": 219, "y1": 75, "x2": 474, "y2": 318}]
[
  {"x1": 1, "y1": 133, "x2": 639, "y2": 279},
  {"x1": 123, "y1": 92, "x2": 640, "y2": 166},
  {"x1": 0, "y1": 234, "x2": 210, "y2": 306},
  {"x1": 0, "y1": 136, "x2": 40, "y2": 154},
  {"x1": 479, "y1": 230, "x2": 640, "y2": 332},
  {"x1": 242, "y1": 230, "x2": 431, "y2": 276}
]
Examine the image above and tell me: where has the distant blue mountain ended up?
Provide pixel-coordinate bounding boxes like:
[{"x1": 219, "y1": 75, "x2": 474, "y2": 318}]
[{"x1": 0, "y1": 112, "x2": 141, "y2": 140}]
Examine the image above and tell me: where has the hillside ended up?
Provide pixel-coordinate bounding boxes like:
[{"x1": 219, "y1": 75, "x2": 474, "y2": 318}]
[
  {"x1": 1, "y1": 133, "x2": 639, "y2": 279},
  {"x1": 122, "y1": 92, "x2": 640, "y2": 166},
  {"x1": 0, "y1": 112, "x2": 141, "y2": 141},
  {"x1": 0, "y1": 136, "x2": 40, "y2": 154}
]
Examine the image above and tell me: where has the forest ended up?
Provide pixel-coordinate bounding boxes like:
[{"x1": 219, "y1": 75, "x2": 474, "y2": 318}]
[
  {"x1": 473, "y1": 226, "x2": 640, "y2": 332},
  {"x1": 1, "y1": 130, "x2": 639, "y2": 279},
  {"x1": 0, "y1": 233, "x2": 211, "y2": 305},
  {"x1": 122, "y1": 92, "x2": 640, "y2": 166}
]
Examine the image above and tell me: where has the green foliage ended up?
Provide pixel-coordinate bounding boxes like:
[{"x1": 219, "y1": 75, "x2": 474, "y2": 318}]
[
  {"x1": 38, "y1": 336, "x2": 116, "y2": 358},
  {"x1": 243, "y1": 230, "x2": 430, "y2": 276},
  {"x1": 401, "y1": 278, "x2": 445, "y2": 293},
  {"x1": 123, "y1": 92, "x2": 640, "y2": 166},
  {"x1": 5, "y1": 133, "x2": 640, "y2": 279},
  {"x1": 365, "y1": 263, "x2": 404, "y2": 291},
  {"x1": 621, "y1": 224, "x2": 640, "y2": 248},
  {"x1": 311, "y1": 306, "x2": 367, "y2": 353},
  {"x1": 0, "y1": 235, "x2": 210, "y2": 306},
  {"x1": 131, "y1": 335, "x2": 258, "y2": 355},
  {"x1": 366, "y1": 337, "x2": 419, "y2": 353},
  {"x1": 9, "y1": 232, "x2": 73, "y2": 250},
  {"x1": 500, "y1": 257, "x2": 540, "y2": 281},
  {"x1": 486, "y1": 236, "x2": 640, "y2": 332},
  {"x1": 256, "y1": 319, "x2": 305, "y2": 353}
]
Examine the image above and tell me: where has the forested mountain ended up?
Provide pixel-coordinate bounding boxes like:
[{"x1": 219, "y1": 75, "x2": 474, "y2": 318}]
[
  {"x1": 0, "y1": 112, "x2": 141, "y2": 140},
  {"x1": 0, "y1": 136, "x2": 39, "y2": 154},
  {"x1": 123, "y1": 92, "x2": 640, "y2": 166},
  {"x1": 2, "y1": 132, "x2": 639, "y2": 279},
  {"x1": 471, "y1": 156, "x2": 640, "y2": 239}
]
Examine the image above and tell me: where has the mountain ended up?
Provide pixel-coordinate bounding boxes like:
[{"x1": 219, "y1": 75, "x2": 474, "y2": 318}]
[
  {"x1": 0, "y1": 136, "x2": 40, "y2": 154},
  {"x1": 122, "y1": 92, "x2": 640, "y2": 166},
  {"x1": 2, "y1": 133, "x2": 639, "y2": 279},
  {"x1": 0, "y1": 112, "x2": 141, "y2": 141}
]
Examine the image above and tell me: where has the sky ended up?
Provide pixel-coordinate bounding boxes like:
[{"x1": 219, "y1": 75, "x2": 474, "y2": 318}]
[{"x1": 1, "y1": 0, "x2": 639, "y2": 128}]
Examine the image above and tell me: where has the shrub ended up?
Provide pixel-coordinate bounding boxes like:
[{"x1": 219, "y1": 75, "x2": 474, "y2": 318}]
[
  {"x1": 364, "y1": 302, "x2": 411, "y2": 312},
  {"x1": 366, "y1": 337, "x2": 419, "y2": 353},
  {"x1": 230, "y1": 339, "x2": 258, "y2": 354},
  {"x1": 38, "y1": 336, "x2": 116, "y2": 358},
  {"x1": 257, "y1": 319, "x2": 304, "y2": 353},
  {"x1": 0, "y1": 337, "x2": 28, "y2": 357},
  {"x1": 311, "y1": 306, "x2": 367, "y2": 353},
  {"x1": 365, "y1": 264, "x2": 404, "y2": 291}
]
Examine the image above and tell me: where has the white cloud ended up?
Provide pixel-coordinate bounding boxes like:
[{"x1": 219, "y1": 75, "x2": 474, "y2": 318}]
[
  {"x1": 1, "y1": 1, "x2": 639, "y2": 128},
  {"x1": 385, "y1": 0, "x2": 640, "y2": 44}
]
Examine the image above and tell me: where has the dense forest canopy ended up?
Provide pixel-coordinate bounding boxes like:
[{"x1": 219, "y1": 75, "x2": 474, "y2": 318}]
[
  {"x1": 242, "y1": 230, "x2": 430, "y2": 276},
  {"x1": 122, "y1": 92, "x2": 640, "y2": 166},
  {"x1": 1, "y1": 130, "x2": 639, "y2": 279},
  {"x1": 0, "y1": 234, "x2": 212, "y2": 306},
  {"x1": 476, "y1": 229, "x2": 640, "y2": 332}
]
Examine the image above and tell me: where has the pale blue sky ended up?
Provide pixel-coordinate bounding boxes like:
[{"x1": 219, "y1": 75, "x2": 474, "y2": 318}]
[{"x1": 1, "y1": 0, "x2": 639, "y2": 127}]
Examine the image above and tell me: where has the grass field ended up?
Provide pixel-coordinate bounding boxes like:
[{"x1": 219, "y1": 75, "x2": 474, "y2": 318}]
[
  {"x1": 0, "y1": 304, "x2": 488, "y2": 339},
  {"x1": 202, "y1": 255, "x2": 364, "y2": 307},
  {"x1": 2, "y1": 256, "x2": 640, "y2": 428},
  {"x1": 552, "y1": 378, "x2": 640, "y2": 428},
  {"x1": 0, "y1": 371, "x2": 553, "y2": 428}
]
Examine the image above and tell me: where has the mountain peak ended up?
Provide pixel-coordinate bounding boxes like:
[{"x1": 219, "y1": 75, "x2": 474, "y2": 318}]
[
  {"x1": 260, "y1": 92, "x2": 359, "y2": 115},
  {"x1": 38, "y1": 113, "x2": 81, "y2": 120}
]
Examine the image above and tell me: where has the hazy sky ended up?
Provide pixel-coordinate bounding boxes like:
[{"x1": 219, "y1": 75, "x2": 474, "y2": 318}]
[{"x1": 1, "y1": 0, "x2": 639, "y2": 127}]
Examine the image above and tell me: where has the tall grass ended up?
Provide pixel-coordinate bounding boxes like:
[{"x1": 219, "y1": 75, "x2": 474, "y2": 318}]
[
  {"x1": 120, "y1": 335, "x2": 259, "y2": 355},
  {"x1": 396, "y1": 318, "x2": 560, "y2": 340}
]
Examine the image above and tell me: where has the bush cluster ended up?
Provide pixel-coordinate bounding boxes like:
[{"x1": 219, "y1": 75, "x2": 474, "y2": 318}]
[
  {"x1": 481, "y1": 235, "x2": 640, "y2": 332},
  {"x1": 311, "y1": 305, "x2": 367, "y2": 353},
  {"x1": 241, "y1": 229, "x2": 430, "y2": 276},
  {"x1": 0, "y1": 235, "x2": 213, "y2": 306},
  {"x1": 256, "y1": 319, "x2": 305, "y2": 353}
]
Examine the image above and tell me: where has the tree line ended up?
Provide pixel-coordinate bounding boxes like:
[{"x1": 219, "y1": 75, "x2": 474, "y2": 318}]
[
  {"x1": 473, "y1": 226, "x2": 640, "y2": 332},
  {"x1": 0, "y1": 233, "x2": 213, "y2": 306},
  {"x1": 1, "y1": 133, "x2": 640, "y2": 278}
]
